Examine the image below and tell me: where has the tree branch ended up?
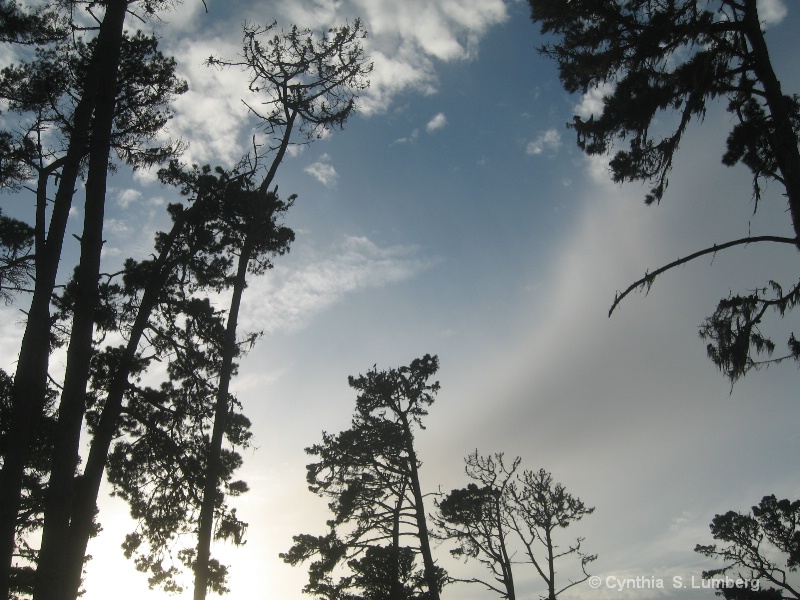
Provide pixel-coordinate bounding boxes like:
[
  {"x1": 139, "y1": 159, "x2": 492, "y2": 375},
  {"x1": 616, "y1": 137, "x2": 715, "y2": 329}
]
[{"x1": 609, "y1": 235, "x2": 798, "y2": 317}]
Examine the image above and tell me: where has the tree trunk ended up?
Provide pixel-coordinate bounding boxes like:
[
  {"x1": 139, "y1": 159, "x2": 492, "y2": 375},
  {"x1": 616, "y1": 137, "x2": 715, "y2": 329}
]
[
  {"x1": 61, "y1": 208, "x2": 192, "y2": 599},
  {"x1": 742, "y1": 0, "x2": 800, "y2": 245},
  {"x1": 192, "y1": 240, "x2": 247, "y2": 600},
  {"x1": 399, "y1": 415, "x2": 440, "y2": 600},
  {"x1": 495, "y1": 495, "x2": 515, "y2": 600},
  {"x1": 0, "y1": 3, "x2": 122, "y2": 594},
  {"x1": 390, "y1": 478, "x2": 406, "y2": 600},
  {"x1": 34, "y1": 1, "x2": 129, "y2": 598},
  {"x1": 546, "y1": 526, "x2": 556, "y2": 600},
  {"x1": 193, "y1": 110, "x2": 296, "y2": 600}
]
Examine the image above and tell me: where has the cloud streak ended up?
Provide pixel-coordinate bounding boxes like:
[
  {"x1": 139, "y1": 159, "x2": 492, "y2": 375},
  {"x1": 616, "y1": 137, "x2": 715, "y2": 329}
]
[{"x1": 241, "y1": 235, "x2": 436, "y2": 334}]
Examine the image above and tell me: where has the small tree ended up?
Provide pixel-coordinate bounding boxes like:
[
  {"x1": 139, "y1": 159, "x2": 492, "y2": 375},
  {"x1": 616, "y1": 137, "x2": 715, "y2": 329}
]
[
  {"x1": 695, "y1": 495, "x2": 800, "y2": 599},
  {"x1": 435, "y1": 452, "x2": 520, "y2": 599},
  {"x1": 528, "y1": 0, "x2": 800, "y2": 383},
  {"x1": 437, "y1": 452, "x2": 595, "y2": 600},
  {"x1": 282, "y1": 355, "x2": 445, "y2": 600}
]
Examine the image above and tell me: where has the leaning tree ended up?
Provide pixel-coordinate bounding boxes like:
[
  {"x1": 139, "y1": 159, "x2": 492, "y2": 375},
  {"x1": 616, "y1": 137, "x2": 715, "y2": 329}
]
[{"x1": 193, "y1": 20, "x2": 372, "y2": 600}]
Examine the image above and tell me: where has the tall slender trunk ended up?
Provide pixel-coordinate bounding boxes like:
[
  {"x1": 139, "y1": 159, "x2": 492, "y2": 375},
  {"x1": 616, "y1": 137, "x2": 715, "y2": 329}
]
[
  {"x1": 742, "y1": 0, "x2": 800, "y2": 244},
  {"x1": 61, "y1": 208, "x2": 192, "y2": 599},
  {"x1": 192, "y1": 235, "x2": 248, "y2": 600},
  {"x1": 545, "y1": 526, "x2": 556, "y2": 600},
  {"x1": 193, "y1": 111, "x2": 296, "y2": 600},
  {"x1": 34, "y1": 2, "x2": 129, "y2": 598},
  {"x1": 390, "y1": 477, "x2": 407, "y2": 600},
  {"x1": 399, "y1": 415, "x2": 440, "y2": 600},
  {"x1": 494, "y1": 495, "x2": 515, "y2": 600},
  {"x1": 0, "y1": 10, "x2": 112, "y2": 598}
]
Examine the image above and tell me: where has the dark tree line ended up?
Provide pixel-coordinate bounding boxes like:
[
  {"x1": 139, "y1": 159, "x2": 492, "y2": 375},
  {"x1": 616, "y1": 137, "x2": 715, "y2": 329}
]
[
  {"x1": 1, "y1": 0, "x2": 795, "y2": 598},
  {"x1": 283, "y1": 358, "x2": 598, "y2": 600},
  {"x1": 0, "y1": 3, "x2": 370, "y2": 599}
]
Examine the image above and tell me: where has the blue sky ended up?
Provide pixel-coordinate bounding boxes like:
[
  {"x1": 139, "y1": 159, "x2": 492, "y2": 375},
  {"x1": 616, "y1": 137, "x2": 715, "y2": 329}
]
[{"x1": 1, "y1": 0, "x2": 799, "y2": 598}]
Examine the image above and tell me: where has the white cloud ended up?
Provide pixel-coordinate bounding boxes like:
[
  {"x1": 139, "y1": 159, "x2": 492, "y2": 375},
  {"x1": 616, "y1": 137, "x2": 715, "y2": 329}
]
[
  {"x1": 166, "y1": 36, "x2": 256, "y2": 166},
  {"x1": 426, "y1": 112, "x2": 447, "y2": 133},
  {"x1": 105, "y1": 219, "x2": 130, "y2": 235},
  {"x1": 392, "y1": 128, "x2": 420, "y2": 145},
  {"x1": 100, "y1": 246, "x2": 122, "y2": 258},
  {"x1": 117, "y1": 188, "x2": 142, "y2": 208},
  {"x1": 241, "y1": 235, "x2": 436, "y2": 334},
  {"x1": 358, "y1": 46, "x2": 439, "y2": 115},
  {"x1": 156, "y1": 0, "x2": 207, "y2": 32},
  {"x1": 574, "y1": 82, "x2": 613, "y2": 119},
  {"x1": 270, "y1": 0, "x2": 508, "y2": 114},
  {"x1": 526, "y1": 128, "x2": 562, "y2": 156},
  {"x1": 132, "y1": 168, "x2": 159, "y2": 187},
  {"x1": 353, "y1": 0, "x2": 507, "y2": 61},
  {"x1": 304, "y1": 154, "x2": 339, "y2": 187},
  {"x1": 758, "y1": 0, "x2": 787, "y2": 25},
  {"x1": 286, "y1": 144, "x2": 306, "y2": 158}
]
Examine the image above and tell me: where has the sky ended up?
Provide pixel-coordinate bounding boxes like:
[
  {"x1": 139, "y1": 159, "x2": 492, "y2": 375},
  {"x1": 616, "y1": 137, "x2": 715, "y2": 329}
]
[{"x1": 1, "y1": 0, "x2": 799, "y2": 599}]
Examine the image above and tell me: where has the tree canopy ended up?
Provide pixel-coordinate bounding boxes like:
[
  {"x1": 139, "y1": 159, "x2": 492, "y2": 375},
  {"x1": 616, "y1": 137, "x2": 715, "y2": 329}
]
[
  {"x1": 529, "y1": 0, "x2": 800, "y2": 382},
  {"x1": 282, "y1": 355, "x2": 445, "y2": 600},
  {"x1": 695, "y1": 495, "x2": 800, "y2": 599},
  {"x1": 436, "y1": 452, "x2": 595, "y2": 600}
]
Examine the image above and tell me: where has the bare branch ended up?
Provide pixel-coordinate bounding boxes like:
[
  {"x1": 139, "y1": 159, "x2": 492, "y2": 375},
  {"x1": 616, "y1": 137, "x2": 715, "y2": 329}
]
[{"x1": 609, "y1": 235, "x2": 799, "y2": 317}]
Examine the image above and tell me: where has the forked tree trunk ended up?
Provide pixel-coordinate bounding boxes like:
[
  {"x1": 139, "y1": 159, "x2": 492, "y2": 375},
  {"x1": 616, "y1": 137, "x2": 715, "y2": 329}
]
[
  {"x1": 0, "y1": 1, "x2": 127, "y2": 596},
  {"x1": 34, "y1": 1, "x2": 129, "y2": 598}
]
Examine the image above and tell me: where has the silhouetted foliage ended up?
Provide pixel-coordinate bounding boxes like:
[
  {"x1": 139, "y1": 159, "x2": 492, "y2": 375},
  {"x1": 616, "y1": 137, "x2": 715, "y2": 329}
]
[
  {"x1": 77, "y1": 163, "x2": 285, "y2": 596},
  {"x1": 435, "y1": 453, "x2": 519, "y2": 599},
  {"x1": 0, "y1": 0, "x2": 65, "y2": 45},
  {"x1": 0, "y1": 2, "x2": 188, "y2": 596},
  {"x1": 717, "y1": 586, "x2": 784, "y2": 600},
  {"x1": 193, "y1": 19, "x2": 370, "y2": 600},
  {"x1": 0, "y1": 210, "x2": 34, "y2": 303},
  {"x1": 436, "y1": 452, "x2": 595, "y2": 600},
  {"x1": 282, "y1": 355, "x2": 446, "y2": 600},
  {"x1": 529, "y1": 0, "x2": 800, "y2": 383},
  {"x1": 695, "y1": 495, "x2": 800, "y2": 599},
  {"x1": 0, "y1": 369, "x2": 57, "y2": 600}
]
